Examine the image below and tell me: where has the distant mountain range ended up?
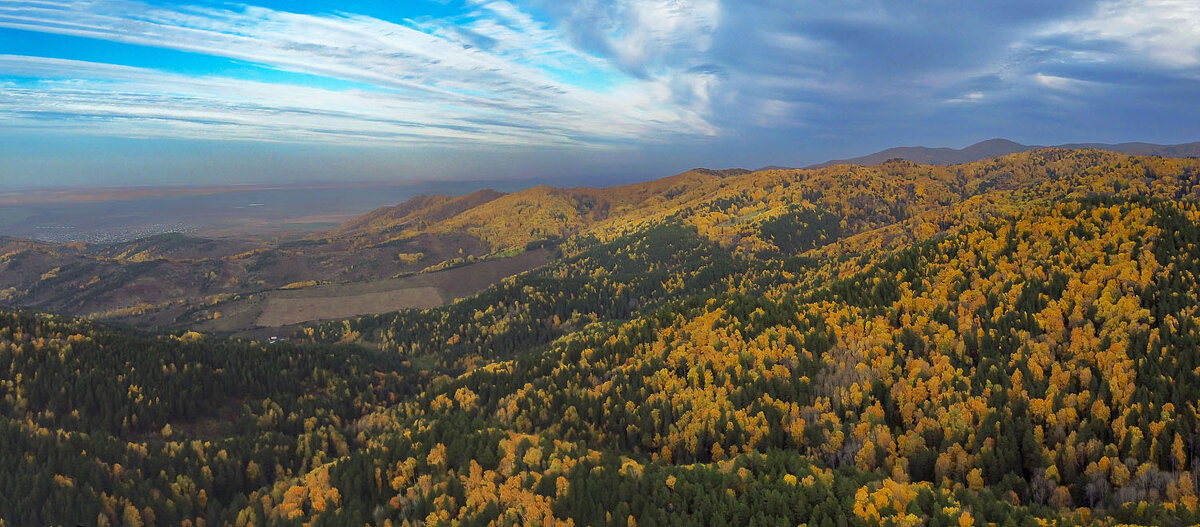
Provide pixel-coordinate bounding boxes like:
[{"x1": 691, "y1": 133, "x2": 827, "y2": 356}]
[{"x1": 803, "y1": 138, "x2": 1200, "y2": 169}]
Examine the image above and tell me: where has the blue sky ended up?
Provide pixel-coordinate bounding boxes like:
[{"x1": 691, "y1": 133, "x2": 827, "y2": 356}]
[{"x1": 1, "y1": 0, "x2": 1199, "y2": 187}]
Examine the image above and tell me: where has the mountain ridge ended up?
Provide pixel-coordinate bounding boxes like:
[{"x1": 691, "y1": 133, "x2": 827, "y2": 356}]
[
  {"x1": 805, "y1": 138, "x2": 1200, "y2": 168},
  {"x1": 4, "y1": 146, "x2": 1199, "y2": 334}
]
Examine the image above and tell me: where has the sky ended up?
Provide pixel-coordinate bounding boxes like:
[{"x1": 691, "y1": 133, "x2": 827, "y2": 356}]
[{"x1": 1, "y1": 0, "x2": 1198, "y2": 188}]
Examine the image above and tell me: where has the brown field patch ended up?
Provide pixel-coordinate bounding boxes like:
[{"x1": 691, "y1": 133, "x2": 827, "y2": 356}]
[
  {"x1": 256, "y1": 286, "x2": 444, "y2": 327},
  {"x1": 242, "y1": 248, "x2": 552, "y2": 328}
]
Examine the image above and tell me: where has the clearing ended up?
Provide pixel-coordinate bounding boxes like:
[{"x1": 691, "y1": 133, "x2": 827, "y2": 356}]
[{"x1": 199, "y1": 248, "x2": 553, "y2": 331}]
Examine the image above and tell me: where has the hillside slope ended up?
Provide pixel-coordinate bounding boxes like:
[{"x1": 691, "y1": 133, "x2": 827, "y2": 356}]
[
  {"x1": 304, "y1": 195, "x2": 1200, "y2": 526},
  {"x1": 335, "y1": 168, "x2": 746, "y2": 251},
  {"x1": 292, "y1": 151, "x2": 1200, "y2": 525},
  {"x1": 328, "y1": 189, "x2": 506, "y2": 248}
]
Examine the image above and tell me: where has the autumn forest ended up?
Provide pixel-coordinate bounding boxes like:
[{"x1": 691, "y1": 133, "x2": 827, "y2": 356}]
[{"x1": 3, "y1": 149, "x2": 1200, "y2": 526}]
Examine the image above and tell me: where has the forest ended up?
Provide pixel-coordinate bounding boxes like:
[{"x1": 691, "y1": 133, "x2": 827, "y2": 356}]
[{"x1": 2, "y1": 149, "x2": 1200, "y2": 526}]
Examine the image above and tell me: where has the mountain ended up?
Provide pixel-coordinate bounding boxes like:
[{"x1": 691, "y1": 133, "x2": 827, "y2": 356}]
[
  {"x1": 4, "y1": 147, "x2": 1200, "y2": 525},
  {"x1": 0, "y1": 168, "x2": 750, "y2": 331},
  {"x1": 806, "y1": 138, "x2": 1032, "y2": 168},
  {"x1": 807, "y1": 138, "x2": 1200, "y2": 168}
]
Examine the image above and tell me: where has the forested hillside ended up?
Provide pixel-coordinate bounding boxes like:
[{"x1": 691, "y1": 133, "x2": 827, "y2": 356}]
[{"x1": 3, "y1": 149, "x2": 1200, "y2": 525}]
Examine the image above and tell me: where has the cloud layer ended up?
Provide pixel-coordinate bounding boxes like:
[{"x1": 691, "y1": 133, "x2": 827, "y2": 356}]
[
  {"x1": 1, "y1": 0, "x2": 1198, "y2": 183},
  {"x1": 0, "y1": 0, "x2": 713, "y2": 146}
]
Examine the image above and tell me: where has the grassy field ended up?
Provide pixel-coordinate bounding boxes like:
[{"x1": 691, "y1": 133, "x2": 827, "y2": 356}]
[
  {"x1": 255, "y1": 286, "x2": 443, "y2": 326},
  {"x1": 199, "y1": 248, "x2": 553, "y2": 331}
]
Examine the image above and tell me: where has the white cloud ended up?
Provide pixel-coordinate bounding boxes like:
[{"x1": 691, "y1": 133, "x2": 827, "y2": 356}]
[
  {"x1": 0, "y1": 1, "x2": 716, "y2": 145},
  {"x1": 0, "y1": 54, "x2": 711, "y2": 146},
  {"x1": 1046, "y1": 0, "x2": 1200, "y2": 69},
  {"x1": 533, "y1": 0, "x2": 722, "y2": 116},
  {"x1": 611, "y1": 0, "x2": 720, "y2": 69}
]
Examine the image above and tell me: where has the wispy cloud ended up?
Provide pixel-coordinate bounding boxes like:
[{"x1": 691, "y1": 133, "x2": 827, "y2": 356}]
[
  {"x1": 0, "y1": 53, "x2": 715, "y2": 146},
  {"x1": 0, "y1": 0, "x2": 715, "y2": 145}
]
